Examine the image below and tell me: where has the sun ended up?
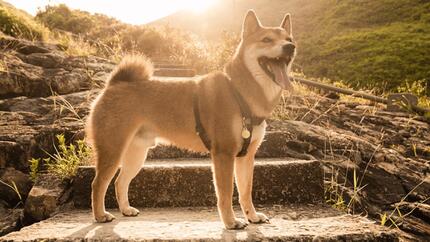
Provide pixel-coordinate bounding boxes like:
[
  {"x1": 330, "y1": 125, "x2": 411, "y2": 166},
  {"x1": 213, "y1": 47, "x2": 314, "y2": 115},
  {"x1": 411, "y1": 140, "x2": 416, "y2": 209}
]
[{"x1": 182, "y1": 0, "x2": 217, "y2": 13}]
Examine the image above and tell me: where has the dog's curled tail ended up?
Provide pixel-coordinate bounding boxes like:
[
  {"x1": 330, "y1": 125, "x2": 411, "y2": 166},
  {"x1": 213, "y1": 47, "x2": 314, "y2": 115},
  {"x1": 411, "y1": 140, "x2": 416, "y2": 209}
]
[{"x1": 107, "y1": 55, "x2": 153, "y2": 85}]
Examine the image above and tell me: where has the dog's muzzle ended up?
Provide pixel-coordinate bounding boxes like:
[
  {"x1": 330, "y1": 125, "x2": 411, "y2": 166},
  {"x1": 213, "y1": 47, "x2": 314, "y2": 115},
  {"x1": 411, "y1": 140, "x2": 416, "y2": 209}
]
[
  {"x1": 258, "y1": 45, "x2": 295, "y2": 90},
  {"x1": 283, "y1": 43, "x2": 296, "y2": 56}
]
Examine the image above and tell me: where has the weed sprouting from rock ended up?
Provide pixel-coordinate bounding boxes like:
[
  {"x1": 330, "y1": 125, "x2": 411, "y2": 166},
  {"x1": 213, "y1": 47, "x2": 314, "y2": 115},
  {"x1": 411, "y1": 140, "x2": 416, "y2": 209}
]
[
  {"x1": 28, "y1": 158, "x2": 39, "y2": 182},
  {"x1": 0, "y1": 179, "x2": 23, "y2": 208},
  {"x1": 46, "y1": 134, "x2": 91, "y2": 180},
  {"x1": 29, "y1": 134, "x2": 92, "y2": 181}
]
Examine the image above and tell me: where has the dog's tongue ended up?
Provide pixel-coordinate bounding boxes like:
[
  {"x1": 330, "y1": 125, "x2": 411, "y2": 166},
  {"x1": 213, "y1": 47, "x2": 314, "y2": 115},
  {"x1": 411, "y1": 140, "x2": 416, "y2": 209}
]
[{"x1": 268, "y1": 60, "x2": 293, "y2": 91}]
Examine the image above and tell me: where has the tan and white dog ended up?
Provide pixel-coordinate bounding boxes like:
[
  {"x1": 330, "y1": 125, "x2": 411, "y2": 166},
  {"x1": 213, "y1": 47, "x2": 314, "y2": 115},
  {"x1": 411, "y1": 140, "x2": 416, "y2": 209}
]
[{"x1": 86, "y1": 10, "x2": 296, "y2": 229}]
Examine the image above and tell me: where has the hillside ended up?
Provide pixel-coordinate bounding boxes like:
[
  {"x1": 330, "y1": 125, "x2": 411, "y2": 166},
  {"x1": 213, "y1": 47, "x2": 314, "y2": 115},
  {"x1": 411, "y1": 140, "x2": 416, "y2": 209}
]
[{"x1": 151, "y1": 0, "x2": 430, "y2": 93}]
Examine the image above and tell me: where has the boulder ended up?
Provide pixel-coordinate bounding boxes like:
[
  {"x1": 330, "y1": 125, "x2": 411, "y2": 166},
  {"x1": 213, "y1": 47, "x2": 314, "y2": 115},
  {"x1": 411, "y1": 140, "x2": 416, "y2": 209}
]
[
  {"x1": 0, "y1": 36, "x2": 113, "y2": 99},
  {"x1": 0, "y1": 202, "x2": 23, "y2": 236},
  {"x1": 0, "y1": 167, "x2": 32, "y2": 207},
  {"x1": 23, "y1": 174, "x2": 69, "y2": 223}
]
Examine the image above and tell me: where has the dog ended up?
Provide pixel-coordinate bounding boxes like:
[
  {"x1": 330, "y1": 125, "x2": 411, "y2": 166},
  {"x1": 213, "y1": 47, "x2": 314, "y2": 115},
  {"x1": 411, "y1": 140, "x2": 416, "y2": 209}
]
[{"x1": 86, "y1": 9, "x2": 296, "y2": 230}]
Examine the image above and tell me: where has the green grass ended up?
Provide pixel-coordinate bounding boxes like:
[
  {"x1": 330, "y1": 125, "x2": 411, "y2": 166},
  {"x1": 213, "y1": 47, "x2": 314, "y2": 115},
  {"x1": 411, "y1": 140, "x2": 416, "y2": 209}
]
[
  {"x1": 297, "y1": 0, "x2": 430, "y2": 96},
  {"x1": 301, "y1": 22, "x2": 430, "y2": 92}
]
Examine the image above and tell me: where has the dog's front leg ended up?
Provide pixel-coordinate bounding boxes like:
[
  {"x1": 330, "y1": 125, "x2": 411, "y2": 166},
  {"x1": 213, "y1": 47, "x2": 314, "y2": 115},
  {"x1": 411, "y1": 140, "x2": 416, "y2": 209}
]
[
  {"x1": 212, "y1": 152, "x2": 248, "y2": 230},
  {"x1": 235, "y1": 142, "x2": 269, "y2": 224}
]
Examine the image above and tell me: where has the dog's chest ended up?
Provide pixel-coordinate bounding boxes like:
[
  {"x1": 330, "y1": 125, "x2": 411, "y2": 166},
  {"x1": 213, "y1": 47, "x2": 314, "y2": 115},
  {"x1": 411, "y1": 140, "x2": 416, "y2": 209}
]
[{"x1": 251, "y1": 121, "x2": 267, "y2": 144}]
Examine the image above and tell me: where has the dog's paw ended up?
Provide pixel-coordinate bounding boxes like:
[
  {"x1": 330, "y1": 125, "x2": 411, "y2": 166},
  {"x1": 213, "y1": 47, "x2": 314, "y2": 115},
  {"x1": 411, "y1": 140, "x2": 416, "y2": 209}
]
[
  {"x1": 121, "y1": 206, "x2": 140, "y2": 217},
  {"x1": 248, "y1": 212, "x2": 269, "y2": 224},
  {"x1": 225, "y1": 218, "x2": 248, "y2": 230},
  {"x1": 95, "y1": 212, "x2": 116, "y2": 223}
]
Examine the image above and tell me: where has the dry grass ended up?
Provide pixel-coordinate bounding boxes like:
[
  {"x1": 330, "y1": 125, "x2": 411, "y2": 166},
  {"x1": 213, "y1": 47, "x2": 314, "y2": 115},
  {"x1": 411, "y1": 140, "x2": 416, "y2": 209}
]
[
  {"x1": 51, "y1": 31, "x2": 98, "y2": 57},
  {"x1": 0, "y1": 179, "x2": 23, "y2": 208}
]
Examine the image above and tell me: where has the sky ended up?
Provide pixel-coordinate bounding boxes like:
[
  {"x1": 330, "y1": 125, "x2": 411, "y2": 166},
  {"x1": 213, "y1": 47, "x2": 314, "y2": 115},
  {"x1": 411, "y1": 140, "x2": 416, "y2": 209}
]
[{"x1": 5, "y1": 0, "x2": 218, "y2": 24}]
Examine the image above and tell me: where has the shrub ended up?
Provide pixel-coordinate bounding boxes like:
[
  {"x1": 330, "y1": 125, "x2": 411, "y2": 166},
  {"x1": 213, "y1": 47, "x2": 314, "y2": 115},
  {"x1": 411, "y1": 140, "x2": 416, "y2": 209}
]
[
  {"x1": 45, "y1": 134, "x2": 91, "y2": 180},
  {"x1": 0, "y1": 3, "x2": 49, "y2": 40},
  {"x1": 29, "y1": 134, "x2": 92, "y2": 180},
  {"x1": 35, "y1": 4, "x2": 95, "y2": 35}
]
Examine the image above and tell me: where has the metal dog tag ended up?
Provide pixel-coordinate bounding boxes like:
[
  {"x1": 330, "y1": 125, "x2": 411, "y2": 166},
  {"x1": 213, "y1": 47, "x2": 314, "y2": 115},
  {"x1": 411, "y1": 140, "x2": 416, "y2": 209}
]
[{"x1": 241, "y1": 128, "x2": 251, "y2": 139}]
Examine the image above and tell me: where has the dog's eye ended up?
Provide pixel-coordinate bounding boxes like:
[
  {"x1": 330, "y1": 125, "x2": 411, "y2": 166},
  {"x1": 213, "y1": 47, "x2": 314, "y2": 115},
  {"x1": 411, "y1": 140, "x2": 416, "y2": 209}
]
[
  {"x1": 262, "y1": 37, "x2": 273, "y2": 43},
  {"x1": 286, "y1": 37, "x2": 293, "y2": 42}
]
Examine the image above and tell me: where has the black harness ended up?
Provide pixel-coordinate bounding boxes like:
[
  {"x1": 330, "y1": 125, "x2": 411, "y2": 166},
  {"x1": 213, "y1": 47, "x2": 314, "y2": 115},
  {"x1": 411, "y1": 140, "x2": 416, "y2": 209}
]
[{"x1": 193, "y1": 80, "x2": 265, "y2": 157}]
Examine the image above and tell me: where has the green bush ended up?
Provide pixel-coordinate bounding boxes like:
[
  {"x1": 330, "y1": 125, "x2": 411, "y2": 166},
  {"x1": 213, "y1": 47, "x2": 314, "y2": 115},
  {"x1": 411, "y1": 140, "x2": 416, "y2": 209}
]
[
  {"x1": 35, "y1": 4, "x2": 96, "y2": 35},
  {"x1": 0, "y1": 2, "x2": 49, "y2": 40}
]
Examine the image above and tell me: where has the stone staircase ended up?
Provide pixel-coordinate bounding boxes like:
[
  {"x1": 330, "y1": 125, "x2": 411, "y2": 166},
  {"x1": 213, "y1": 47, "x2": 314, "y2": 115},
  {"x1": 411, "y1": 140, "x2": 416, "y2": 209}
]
[
  {"x1": 0, "y1": 62, "x2": 399, "y2": 241},
  {"x1": 73, "y1": 159, "x2": 323, "y2": 208},
  {"x1": 0, "y1": 159, "x2": 398, "y2": 241},
  {"x1": 153, "y1": 59, "x2": 196, "y2": 77}
]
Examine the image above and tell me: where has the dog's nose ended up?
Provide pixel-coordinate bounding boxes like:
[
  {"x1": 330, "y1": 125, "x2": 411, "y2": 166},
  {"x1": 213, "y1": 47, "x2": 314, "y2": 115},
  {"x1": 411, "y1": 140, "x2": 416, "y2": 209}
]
[{"x1": 283, "y1": 44, "x2": 295, "y2": 55}]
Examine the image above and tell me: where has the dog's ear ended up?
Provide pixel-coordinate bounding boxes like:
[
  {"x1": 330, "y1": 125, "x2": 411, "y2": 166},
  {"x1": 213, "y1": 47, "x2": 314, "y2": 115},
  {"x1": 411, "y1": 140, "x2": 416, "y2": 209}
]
[
  {"x1": 281, "y1": 13, "x2": 292, "y2": 36},
  {"x1": 242, "y1": 10, "x2": 261, "y2": 38}
]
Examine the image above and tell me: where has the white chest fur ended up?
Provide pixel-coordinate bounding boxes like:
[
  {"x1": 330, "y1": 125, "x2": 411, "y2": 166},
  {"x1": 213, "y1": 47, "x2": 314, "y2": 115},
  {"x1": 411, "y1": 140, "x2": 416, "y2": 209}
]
[
  {"x1": 243, "y1": 47, "x2": 282, "y2": 117},
  {"x1": 251, "y1": 120, "x2": 267, "y2": 144}
]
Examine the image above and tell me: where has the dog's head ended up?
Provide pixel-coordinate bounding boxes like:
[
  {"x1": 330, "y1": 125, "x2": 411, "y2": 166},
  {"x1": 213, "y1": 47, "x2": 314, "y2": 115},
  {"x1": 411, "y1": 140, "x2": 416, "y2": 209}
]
[{"x1": 240, "y1": 10, "x2": 296, "y2": 90}]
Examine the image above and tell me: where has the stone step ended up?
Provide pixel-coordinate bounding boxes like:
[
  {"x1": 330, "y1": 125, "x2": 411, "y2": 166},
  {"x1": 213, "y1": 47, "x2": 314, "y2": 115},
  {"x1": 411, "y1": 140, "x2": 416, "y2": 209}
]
[
  {"x1": 154, "y1": 63, "x2": 189, "y2": 69},
  {"x1": 154, "y1": 68, "x2": 196, "y2": 77},
  {"x1": 0, "y1": 205, "x2": 397, "y2": 241},
  {"x1": 145, "y1": 131, "x2": 308, "y2": 160},
  {"x1": 72, "y1": 159, "x2": 324, "y2": 208}
]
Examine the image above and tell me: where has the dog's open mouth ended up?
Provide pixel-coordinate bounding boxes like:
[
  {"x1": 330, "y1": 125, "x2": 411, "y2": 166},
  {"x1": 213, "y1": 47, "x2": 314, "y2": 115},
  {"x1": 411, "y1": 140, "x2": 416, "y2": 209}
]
[{"x1": 258, "y1": 56, "x2": 293, "y2": 90}]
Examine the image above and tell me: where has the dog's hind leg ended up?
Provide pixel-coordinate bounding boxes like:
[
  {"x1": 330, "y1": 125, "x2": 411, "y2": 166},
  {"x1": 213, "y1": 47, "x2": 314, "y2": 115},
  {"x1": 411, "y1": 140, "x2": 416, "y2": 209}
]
[
  {"x1": 115, "y1": 131, "x2": 155, "y2": 216},
  {"x1": 92, "y1": 150, "x2": 122, "y2": 223},
  {"x1": 91, "y1": 120, "x2": 141, "y2": 223},
  {"x1": 235, "y1": 141, "x2": 269, "y2": 224},
  {"x1": 212, "y1": 152, "x2": 248, "y2": 230}
]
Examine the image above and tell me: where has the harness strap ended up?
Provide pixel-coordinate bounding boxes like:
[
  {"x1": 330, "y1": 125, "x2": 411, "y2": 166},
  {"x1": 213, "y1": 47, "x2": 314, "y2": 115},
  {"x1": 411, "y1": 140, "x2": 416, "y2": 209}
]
[
  {"x1": 193, "y1": 91, "x2": 212, "y2": 152},
  {"x1": 227, "y1": 82, "x2": 260, "y2": 157},
  {"x1": 193, "y1": 80, "x2": 266, "y2": 157}
]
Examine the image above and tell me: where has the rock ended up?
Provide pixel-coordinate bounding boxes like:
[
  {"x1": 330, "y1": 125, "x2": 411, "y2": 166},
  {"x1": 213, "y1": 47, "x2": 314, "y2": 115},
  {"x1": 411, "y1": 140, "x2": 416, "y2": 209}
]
[
  {"x1": 0, "y1": 35, "x2": 57, "y2": 55},
  {"x1": 18, "y1": 52, "x2": 65, "y2": 69},
  {"x1": 0, "y1": 167, "x2": 33, "y2": 207},
  {"x1": 72, "y1": 159, "x2": 323, "y2": 208},
  {"x1": 387, "y1": 93, "x2": 419, "y2": 112},
  {"x1": 23, "y1": 174, "x2": 69, "y2": 223},
  {"x1": 0, "y1": 36, "x2": 113, "y2": 99},
  {"x1": 0, "y1": 202, "x2": 23, "y2": 237}
]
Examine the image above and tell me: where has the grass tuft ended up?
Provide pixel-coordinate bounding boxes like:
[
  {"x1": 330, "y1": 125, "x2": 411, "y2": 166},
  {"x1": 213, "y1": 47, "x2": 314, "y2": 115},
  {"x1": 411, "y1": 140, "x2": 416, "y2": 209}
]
[{"x1": 0, "y1": 179, "x2": 23, "y2": 208}]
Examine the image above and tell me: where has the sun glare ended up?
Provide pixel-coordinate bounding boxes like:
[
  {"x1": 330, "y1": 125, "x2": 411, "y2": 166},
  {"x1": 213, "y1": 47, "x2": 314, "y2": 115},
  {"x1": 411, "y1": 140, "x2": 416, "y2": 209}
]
[
  {"x1": 182, "y1": 0, "x2": 217, "y2": 13},
  {"x1": 5, "y1": 0, "x2": 219, "y2": 24}
]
